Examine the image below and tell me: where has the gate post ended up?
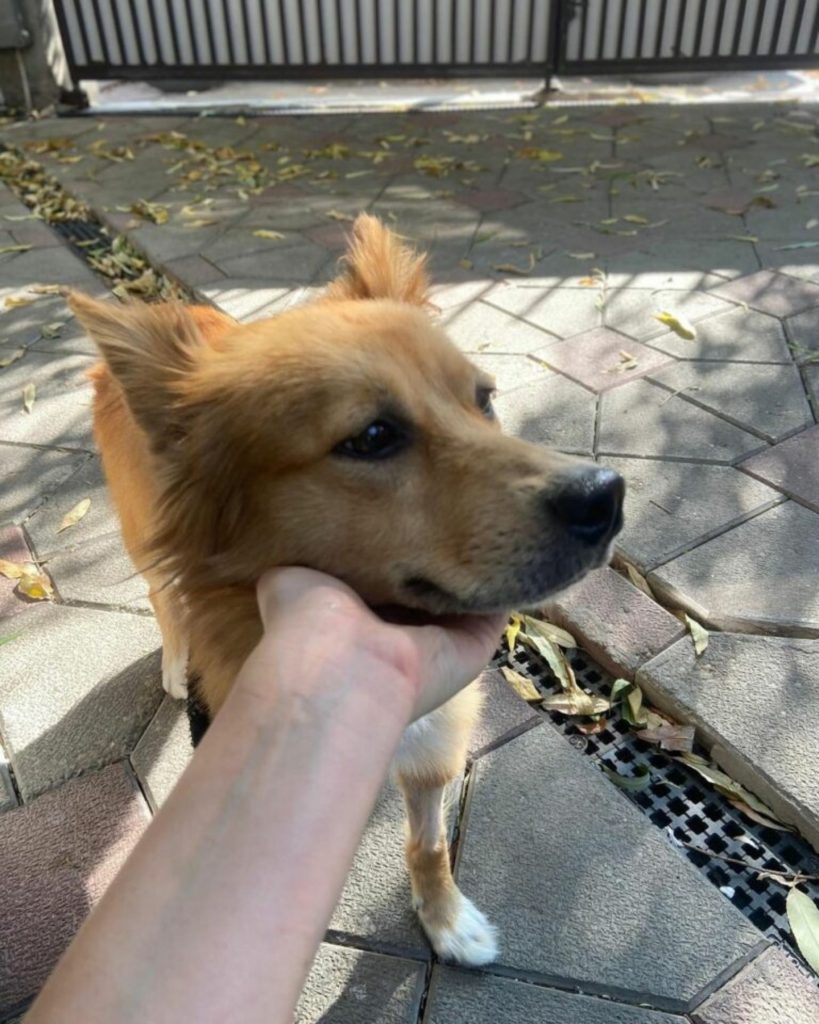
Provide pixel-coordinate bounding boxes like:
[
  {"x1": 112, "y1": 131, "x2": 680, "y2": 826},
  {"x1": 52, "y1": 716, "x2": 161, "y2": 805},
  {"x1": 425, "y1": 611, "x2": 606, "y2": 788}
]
[{"x1": 0, "y1": 0, "x2": 67, "y2": 112}]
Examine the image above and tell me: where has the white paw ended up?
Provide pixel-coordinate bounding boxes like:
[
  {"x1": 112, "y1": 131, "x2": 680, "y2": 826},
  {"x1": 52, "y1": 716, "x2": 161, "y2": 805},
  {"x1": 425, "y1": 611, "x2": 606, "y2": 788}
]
[
  {"x1": 161, "y1": 650, "x2": 188, "y2": 700},
  {"x1": 422, "y1": 893, "x2": 498, "y2": 967}
]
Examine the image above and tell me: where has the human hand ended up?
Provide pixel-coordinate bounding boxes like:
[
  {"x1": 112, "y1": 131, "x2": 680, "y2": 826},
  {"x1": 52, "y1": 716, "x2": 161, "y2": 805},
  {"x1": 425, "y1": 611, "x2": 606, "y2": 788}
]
[{"x1": 249, "y1": 567, "x2": 507, "y2": 722}]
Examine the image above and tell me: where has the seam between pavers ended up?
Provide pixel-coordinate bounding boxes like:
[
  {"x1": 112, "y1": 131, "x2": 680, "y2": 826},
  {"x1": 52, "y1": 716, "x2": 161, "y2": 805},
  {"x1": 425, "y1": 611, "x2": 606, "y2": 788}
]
[
  {"x1": 322, "y1": 929, "x2": 431, "y2": 964},
  {"x1": 597, "y1": 446, "x2": 770, "y2": 465},
  {"x1": 478, "y1": 293, "x2": 586, "y2": 343},
  {"x1": 737, "y1": 462, "x2": 819, "y2": 514},
  {"x1": 469, "y1": 715, "x2": 543, "y2": 763},
  {"x1": 56, "y1": 597, "x2": 155, "y2": 617},
  {"x1": 0, "y1": 437, "x2": 96, "y2": 457},
  {"x1": 684, "y1": 940, "x2": 772, "y2": 1016}
]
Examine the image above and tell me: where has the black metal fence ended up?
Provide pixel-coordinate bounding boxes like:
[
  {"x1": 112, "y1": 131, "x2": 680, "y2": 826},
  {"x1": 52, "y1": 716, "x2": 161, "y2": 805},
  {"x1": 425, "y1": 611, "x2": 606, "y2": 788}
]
[{"x1": 52, "y1": 0, "x2": 819, "y2": 85}]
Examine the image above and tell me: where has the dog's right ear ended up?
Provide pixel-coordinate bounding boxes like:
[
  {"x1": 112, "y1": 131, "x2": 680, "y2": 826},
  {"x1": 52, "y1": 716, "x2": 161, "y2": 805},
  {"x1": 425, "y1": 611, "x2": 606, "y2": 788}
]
[{"x1": 69, "y1": 292, "x2": 202, "y2": 447}]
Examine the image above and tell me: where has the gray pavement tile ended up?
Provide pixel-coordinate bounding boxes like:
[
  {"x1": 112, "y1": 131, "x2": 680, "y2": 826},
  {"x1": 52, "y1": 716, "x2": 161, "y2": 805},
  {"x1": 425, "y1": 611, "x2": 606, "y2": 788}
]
[
  {"x1": 296, "y1": 944, "x2": 424, "y2": 1024},
  {"x1": 0, "y1": 763, "x2": 150, "y2": 1017},
  {"x1": 470, "y1": 351, "x2": 553, "y2": 394},
  {"x1": 0, "y1": 736, "x2": 16, "y2": 813},
  {"x1": 212, "y1": 238, "x2": 331, "y2": 283},
  {"x1": 740, "y1": 424, "x2": 819, "y2": 512},
  {"x1": 597, "y1": 380, "x2": 764, "y2": 462},
  {"x1": 196, "y1": 278, "x2": 301, "y2": 320},
  {"x1": 531, "y1": 327, "x2": 675, "y2": 393},
  {"x1": 647, "y1": 360, "x2": 814, "y2": 443},
  {"x1": 756, "y1": 243, "x2": 819, "y2": 286},
  {"x1": 804, "y1": 363, "x2": 819, "y2": 419},
  {"x1": 484, "y1": 283, "x2": 604, "y2": 339},
  {"x1": 432, "y1": 278, "x2": 496, "y2": 315},
  {"x1": 638, "y1": 633, "x2": 819, "y2": 850},
  {"x1": 469, "y1": 669, "x2": 540, "y2": 757},
  {"x1": 443, "y1": 300, "x2": 558, "y2": 355},
  {"x1": 0, "y1": 294, "x2": 71, "y2": 355},
  {"x1": 493, "y1": 372, "x2": 598, "y2": 454},
  {"x1": 709, "y1": 270, "x2": 819, "y2": 317},
  {"x1": 0, "y1": 443, "x2": 88, "y2": 526},
  {"x1": 786, "y1": 306, "x2": 819, "y2": 363},
  {"x1": 131, "y1": 695, "x2": 193, "y2": 811},
  {"x1": 0, "y1": 348, "x2": 95, "y2": 451},
  {"x1": 645, "y1": 306, "x2": 792, "y2": 363},
  {"x1": 0, "y1": 525, "x2": 51, "y2": 624},
  {"x1": 426, "y1": 969, "x2": 688, "y2": 1024},
  {"x1": 603, "y1": 288, "x2": 734, "y2": 341},
  {"x1": 0, "y1": 604, "x2": 162, "y2": 800},
  {"x1": 162, "y1": 254, "x2": 226, "y2": 287},
  {"x1": 692, "y1": 946, "x2": 819, "y2": 1024},
  {"x1": 0, "y1": 246, "x2": 99, "y2": 289},
  {"x1": 545, "y1": 566, "x2": 685, "y2": 680},
  {"x1": 457, "y1": 725, "x2": 763, "y2": 1008},
  {"x1": 649, "y1": 501, "x2": 819, "y2": 637},
  {"x1": 124, "y1": 223, "x2": 231, "y2": 264},
  {"x1": 599, "y1": 456, "x2": 781, "y2": 571},
  {"x1": 25, "y1": 455, "x2": 150, "y2": 610}
]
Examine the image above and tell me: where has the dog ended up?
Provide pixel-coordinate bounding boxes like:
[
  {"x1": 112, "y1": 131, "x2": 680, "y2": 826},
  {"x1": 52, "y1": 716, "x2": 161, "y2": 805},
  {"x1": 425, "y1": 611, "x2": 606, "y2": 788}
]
[{"x1": 69, "y1": 215, "x2": 623, "y2": 966}]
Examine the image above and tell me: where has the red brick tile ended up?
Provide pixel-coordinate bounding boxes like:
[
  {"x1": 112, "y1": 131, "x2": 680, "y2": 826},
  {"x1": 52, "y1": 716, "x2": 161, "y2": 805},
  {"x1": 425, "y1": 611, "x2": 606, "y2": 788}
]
[
  {"x1": 0, "y1": 764, "x2": 150, "y2": 1014},
  {"x1": 710, "y1": 270, "x2": 819, "y2": 317},
  {"x1": 530, "y1": 327, "x2": 675, "y2": 394},
  {"x1": 544, "y1": 566, "x2": 685, "y2": 680},
  {"x1": 739, "y1": 424, "x2": 819, "y2": 512}
]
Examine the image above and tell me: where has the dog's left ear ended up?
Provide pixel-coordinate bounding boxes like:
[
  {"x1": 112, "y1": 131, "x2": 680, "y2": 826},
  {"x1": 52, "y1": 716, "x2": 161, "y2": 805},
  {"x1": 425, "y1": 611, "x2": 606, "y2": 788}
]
[
  {"x1": 325, "y1": 213, "x2": 430, "y2": 306},
  {"x1": 69, "y1": 292, "x2": 202, "y2": 449}
]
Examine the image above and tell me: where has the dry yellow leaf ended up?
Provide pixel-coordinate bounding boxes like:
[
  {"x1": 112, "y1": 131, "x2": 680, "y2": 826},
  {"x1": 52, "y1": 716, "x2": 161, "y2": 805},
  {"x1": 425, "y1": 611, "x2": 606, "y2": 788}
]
[
  {"x1": 326, "y1": 209, "x2": 354, "y2": 222},
  {"x1": 501, "y1": 667, "x2": 541, "y2": 703},
  {"x1": 521, "y1": 614, "x2": 576, "y2": 649},
  {"x1": 623, "y1": 561, "x2": 653, "y2": 598},
  {"x1": 0, "y1": 244, "x2": 33, "y2": 255},
  {"x1": 505, "y1": 613, "x2": 522, "y2": 652},
  {"x1": 654, "y1": 311, "x2": 696, "y2": 340},
  {"x1": 252, "y1": 229, "x2": 285, "y2": 240},
  {"x1": 22, "y1": 382, "x2": 35, "y2": 414},
  {"x1": 4, "y1": 295, "x2": 35, "y2": 309},
  {"x1": 0, "y1": 558, "x2": 24, "y2": 579},
  {"x1": 458, "y1": 258, "x2": 473, "y2": 270},
  {"x1": 0, "y1": 348, "x2": 25, "y2": 369},
  {"x1": 623, "y1": 214, "x2": 649, "y2": 224},
  {"x1": 684, "y1": 614, "x2": 709, "y2": 656},
  {"x1": 542, "y1": 690, "x2": 610, "y2": 716},
  {"x1": 57, "y1": 497, "x2": 91, "y2": 533},
  {"x1": 17, "y1": 564, "x2": 54, "y2": 601}
]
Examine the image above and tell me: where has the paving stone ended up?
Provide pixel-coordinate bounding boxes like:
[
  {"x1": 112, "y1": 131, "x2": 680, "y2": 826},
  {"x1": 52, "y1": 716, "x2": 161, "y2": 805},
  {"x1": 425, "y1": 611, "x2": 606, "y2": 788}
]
[
  {"x1": 456, "y1": 725, "x2": 763, "y2": 1007},
  {"x1": 604, "y1": 288, "x2": 733, "y2": 341},
  {"x1": 709, "y1": 270, "x2": 819, "y2": 317},
  {"x1": 131, "y1": 695, "x2": 193, "y2": 811},
  {"x1": 0, "y1": 295, "x2": 72, "y2": 352},
  {"x1": 493, "y1": 372, "x2": 598, "y2": 454},
  {"x1": 0, "y1": 246, "x2": 99, "y2": 289},
  {"x1": 786, "y1": 306, "x2": 819, "y2": 363},
  {"x1": 0, "y1": 349, "x2": 95, "y2": 451},
  {"x1": 0, "y1": 604, "x2": 162, "y2": 800},
  {"x1": 0, "y1": 736, "x2": 16, "y2": 813},
  {"x1": 442, "y1": 299, "x2": 557, "y2": 355},
  {"x1": 599, "y1": 456, "x2": 780, "y2": 571},
  {"x1": 197, "y1": 278, "x2": 299, "y2": 320},
  {"x1": 26, "y1": 313, "x2": 100, "y2": 358},
  {"x1": 739, "y1": 425, "x2": 819, "y2": 512},
  {"x1": 639, "y1": 632, "x2": 819, "y2": 848},
  {"x1": 426, "y1": 968, "x2": 687, "y2": 1024},
  {"x1": 598, "y1": 380, "x2": 764, "y2": 462},
  {"x1": 25, "y1": 456, "x2": 150, "y2": 610},
  {"x1": 0, "y1": 443, "x2": 88, "y2": 525},
  {"x1": 645, "y1": 306, "x2": 792, "y2": 362},
  {"x1": 457, "y1": 188, "x2": 528, "y2": 211},
  {"x1": 532, "y1": 327, "x2": 675, "y2": 393},
  {"x1": 692, "y1": 946, "x2": 819, "y2": 1024},
  {"x1": 756, "y1": 243, "x2": 819, "y2": 286},
  {"x1": 209, "y1": 238, "x2": 331, "y2": 283},
  {"x1": 469, "y1": 668, "x2": 539, "y2": 757},
  {"x1": 648, "y1": 360, "x2": 813, "y2": 443},
  {"x1": 0, "y1": 763, "x2": 150, "y2": 1016},
  {"x1": 485, "y1": 282, "x2": 604, "y2": 338},
  {"x1": 470, "y1": 351, "x2": 552, "y2": 394},
  {"x1": 0, "y1": 525, "x2": 48, "y2": 623},
  {"x1": 162, "y1": 253, "x2": 226, "y2": 287},
  {"x1": 544, "y1": 567, "x2": 685, "y2": 679},
  {"x1": 650, "y1": 501, "x2": 819, "y2": 637},
  {"x1": 296, "y1": 944, "x2": 424, "y2": 1024}
]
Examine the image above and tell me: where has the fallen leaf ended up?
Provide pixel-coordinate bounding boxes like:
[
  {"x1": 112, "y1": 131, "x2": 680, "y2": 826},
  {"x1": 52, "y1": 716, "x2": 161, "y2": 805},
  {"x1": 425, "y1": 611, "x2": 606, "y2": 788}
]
[
  {"x1": 567, "y1": 251, "x2": 596, "y2": 259},
  {"x1": 654, "y1": 311, "x2": 696, "y2": 340},
  {"x1": 787, "y1": 889, "x2": 819, "y2": 974},
  {"x1": 609, "y1": 350, "x2": 639, "y2": 373},
  {"x1": 624, "y1": 684, "x2": 648, "y2": 727},
  {"x1": 458, "y1": 258, "x2": 473, "y2": 270},
  {"x1": 0, "y1": 244, "x2": 33, "y2": 255},
  {"x1": 806, "y1": 218, "x2": 818, "y2": 230},
  {"x1": 517, "y1": 147, "x2": 563, "y2": 162},
  {"x1": 685, "y1": 614, "x2": 709, "y2": 656},
  {"x1": 505, "y1": 612, "x2": 522, "y2": 652},
  {"x1": 519, "y1": 633, "x2": 573, "y2": 690},
  {"x1": 252, "y1": 229, "x2": 285, "y2": 240},
  {"x1": 129, "y1": 199, "x2": 169, "y2": 224},
  {"x1": 4, "y1": 295, "x2": 35, "y2": 309},
  {"x1": 680, "y1": 753, "x2": 785, "y2": 824},
  {"x1": 521, "y1": 614, "x2": 576, "y2": 649},
  {"x1": 326, "y1": 209, "x2": 354, "y2": 222},
  {"x1": 576, "y1": 716, "x2": 609, "y2": 735},
  {"x1": 492, "y1": 253, "x2": 535, "y2": 276},
  {"x1": 798, "y1": 154, "x2": 819, "y2": 168},
  {"x1": 728, "y1": 798, "x2": 794, "y2": 832},
  {"x1": 22, "y1": 382, "x2": 35, "y2": 414},
  {"x1": 727, "y1": 234, "x2": 758, "y2": 243},
  {"x1": 542, "y1": 690, "x2": 610, "y2": 716},
  {"x1": 40, "y1": 322, "x2": 64, "y2": 339},
  {"x1": 501, "y1": 666, "x2": 541, "y2": 703},
  {"x1": 774, "y1": 241, "x2": 819, "y2": 251},
  {"x1": 623, "y1": 561, "x2": 653, "y2": 598},
  {"x1": 603, "y1": 764, "x2": 651, "y2": 792},
  {"x1": 57, "y1": 497, "x2": 91, "y2": 533},
  {"x1": 638, "y1": 723, "x2": 695, "y2": 752},
  {"x1": 610, "y1": 678, "x2": 633, "y2": 704},
  {"x1": 0, "y1": 559, "x2": 24, "y2": 579},
  {"x1": 623, "y1": 214, "x2": 649, "y2": 224},
  {"x1": 0, "y1": 348, "x2": 25, "y2": 369},
  {"x1": 17, "y1": 564, "x2": 54, "y2": 601}
]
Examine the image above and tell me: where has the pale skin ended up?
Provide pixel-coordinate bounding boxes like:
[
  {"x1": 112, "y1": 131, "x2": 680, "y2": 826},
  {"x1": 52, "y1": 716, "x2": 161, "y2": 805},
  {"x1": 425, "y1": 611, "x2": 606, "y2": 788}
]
[{"x1": 26, "y1": 567, "x2": 506, "y2": 1024}]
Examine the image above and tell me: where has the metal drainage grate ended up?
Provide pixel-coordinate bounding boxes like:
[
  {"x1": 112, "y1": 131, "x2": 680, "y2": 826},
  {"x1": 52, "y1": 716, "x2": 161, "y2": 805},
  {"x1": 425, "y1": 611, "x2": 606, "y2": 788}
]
[{"x1": 500, "y1": 642, "x2": 819, "y2": 958}]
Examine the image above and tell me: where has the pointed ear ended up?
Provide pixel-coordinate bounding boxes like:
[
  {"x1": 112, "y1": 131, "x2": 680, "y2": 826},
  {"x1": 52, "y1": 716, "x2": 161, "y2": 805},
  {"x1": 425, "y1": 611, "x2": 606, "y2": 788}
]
[
  {"x1": 69, "y1": 292, "x2": 203, "y2": 449},
  {"x1": 325, "y1": 213, "x2": 430, "y2": 306}
]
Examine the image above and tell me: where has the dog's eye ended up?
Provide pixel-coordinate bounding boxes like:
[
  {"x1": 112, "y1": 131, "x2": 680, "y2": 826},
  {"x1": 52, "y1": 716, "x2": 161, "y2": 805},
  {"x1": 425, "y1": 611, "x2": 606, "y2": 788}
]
[
  {"x1": 476, "y1": 386, "x2": 496, "y2": 419},
  {"x1": 335, "y1": 420, "x2": 407, "y2": 459}
]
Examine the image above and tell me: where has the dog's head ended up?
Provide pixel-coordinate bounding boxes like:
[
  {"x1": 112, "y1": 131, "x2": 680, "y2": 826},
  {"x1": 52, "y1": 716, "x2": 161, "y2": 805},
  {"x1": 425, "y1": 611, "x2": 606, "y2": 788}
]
[{"x1": 70, "y1": 215, "x2": 623, "y2": 614}]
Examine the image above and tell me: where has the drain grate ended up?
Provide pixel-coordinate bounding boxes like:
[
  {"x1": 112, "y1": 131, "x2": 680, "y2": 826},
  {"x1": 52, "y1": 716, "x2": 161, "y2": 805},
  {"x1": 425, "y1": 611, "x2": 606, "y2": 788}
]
[{"x1": 499, "y1": 642, "x2": 819, "y2": 958}]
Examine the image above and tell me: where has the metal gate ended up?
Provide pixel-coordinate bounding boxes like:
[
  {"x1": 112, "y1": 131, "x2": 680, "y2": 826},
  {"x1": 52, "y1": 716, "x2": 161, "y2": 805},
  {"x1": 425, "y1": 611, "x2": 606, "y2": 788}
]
[{"x1": 52, "y1": 0, "x2": 819, "y2": 85}]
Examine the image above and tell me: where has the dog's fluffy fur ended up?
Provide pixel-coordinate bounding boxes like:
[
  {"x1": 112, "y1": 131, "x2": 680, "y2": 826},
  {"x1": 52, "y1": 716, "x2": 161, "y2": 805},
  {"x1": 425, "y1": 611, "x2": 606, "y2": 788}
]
[{"x1": 70, "y1": 215, "x2": 619, "y2": 965}]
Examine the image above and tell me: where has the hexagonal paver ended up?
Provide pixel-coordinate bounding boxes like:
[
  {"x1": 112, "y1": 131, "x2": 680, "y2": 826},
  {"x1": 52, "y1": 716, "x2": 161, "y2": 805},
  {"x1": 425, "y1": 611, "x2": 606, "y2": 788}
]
[
  {"x1": 0, "y1": 604, "x2": 162, "y2": 800},
  {"x1": 598, "y1": 380, "x2": 764, "y2": 462},
  {"x1": 531, "y1": 327, "x2": 675, "y2": 393},
  {"x1": 0, "y1": 246, "x2": 99, "y2": 289},
  {"x1": 197, "y1": 279, "x2": 300, "y2": 320},
  {"x1": 692, "y1": 946, "x2": 819, "y2": 1024},
  {"x1": 0, "y1": 443, "x2": 87, "y2": 526},
  {"x1": 647, "y1": 361, "x2": 813, "y2": 443},
  {"x1": 600, "y1": 456, "x2": 780, "y2": 571},
  {"x1": 604, "y1": 288, "x2": 732, "y2": 341},
  {"x1": 739, "y1": 425, "x2": 819, "y2": 512},
  {"x1": 131, "y1": 695, "x2": 193, "y2": 811},
  {"x1": 442, "y1": 300, "x2": 557, "y2": 355},
  {"x1": 709, "y1": 270, "x2": 819, "y2": 317},
  {"x1": 296, "y1": 944, "x2": 424, "y2": 1024},
  {"x1": 0, "y1": 763, "x2": 150, "y2": 1017},
  {"x1": 470, "y1": 352, "x2": 552, "y2": 394},
  {"x1": 650, "y1": 501, "x2": 819, "y2": 636},
  {"x1": 485, "y1": 283, "x2": 604, "y2": 338},
  {"x1": 493, "y1": 373, "x2": 598, "y2": 454},
  {"x1": 211, "y1": 237, "x2": 330, "y2": 283},
  {"x1": 426, "y1": 969, "x2": 687, "y2": 1024},
  {"x1": 456, "y1": 725, "x2": 763, "y2": 1007},
  {"x1": 638, "y1": 634, "x2": 819, "y2": 849},
  {"x1": 645, "y1": 306, "x2": 792, "y2": 362},
  {"x1": 756, "y1": 241, "x2": 819, "y2": 286}
]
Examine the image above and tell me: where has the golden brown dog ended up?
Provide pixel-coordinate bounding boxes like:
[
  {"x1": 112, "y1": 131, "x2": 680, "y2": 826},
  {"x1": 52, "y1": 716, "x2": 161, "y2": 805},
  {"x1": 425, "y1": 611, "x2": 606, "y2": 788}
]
[{"x1": 70, "y1": 215, "x2": 623, "y2": 966}]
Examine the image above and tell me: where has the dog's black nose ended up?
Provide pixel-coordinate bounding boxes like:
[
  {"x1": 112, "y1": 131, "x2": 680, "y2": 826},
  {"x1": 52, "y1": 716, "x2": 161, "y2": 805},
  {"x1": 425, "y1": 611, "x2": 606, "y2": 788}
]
[{"x1": 550, "y1": 467, "x2": 625, "y2": 545}]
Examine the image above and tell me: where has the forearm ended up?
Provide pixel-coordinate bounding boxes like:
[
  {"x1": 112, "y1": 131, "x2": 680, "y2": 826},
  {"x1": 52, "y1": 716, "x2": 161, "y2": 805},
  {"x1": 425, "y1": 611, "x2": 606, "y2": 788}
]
[{"x1": 27, "y1": 656, "x2": 414, "y2": 1024}]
